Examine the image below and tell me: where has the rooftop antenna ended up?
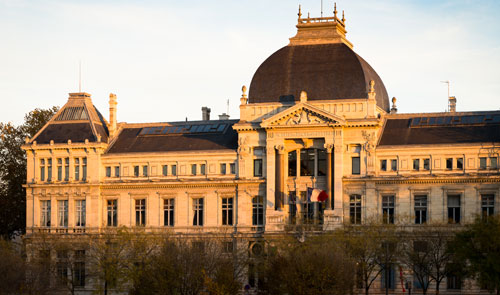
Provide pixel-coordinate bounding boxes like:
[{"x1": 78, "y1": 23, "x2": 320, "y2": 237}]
[
  {"x1": 441, "y1": 80, "x2": 450, "y2": 98},
  {"x1": 78, "y1": 60, "x2": 82, "y2": 92},
  {"x1": 321, "y1": 0, "x2": 323, "y2": 17},
  {"x1": 226, "y1": 99, "x2": 230, "y2": 116}
]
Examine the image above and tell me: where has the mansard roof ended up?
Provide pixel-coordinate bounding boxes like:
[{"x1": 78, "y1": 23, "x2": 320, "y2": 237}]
[
  {"x1": 378, "y1": 111, "x2": 500, "y2": 146},
  {"x1": 106, "y1": 120, "x2": 239, "y2": 154},
  {"x1": 30, "y1": 93, "x2": 109, "y2": 144}
]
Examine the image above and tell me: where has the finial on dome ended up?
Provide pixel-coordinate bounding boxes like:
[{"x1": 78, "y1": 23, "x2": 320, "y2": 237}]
[
  {"x1": 342, "y1": 10, "x2": 345, "y2": 23},
  {"x1": 300, "y1": 90, "x2": 308, "y2": 103},
  {"x1": 369, "y1": 80, "x2": 375, "y2": 93},
  {"x1": 334, "y1": 3, "x2": 338, "y2": 18},
  {"x1": 240, "y1": 85, "x2": 248, "y2": 105},
  {"x1": 390, "y1": 97, "x2": 398, "y2": 114},
  {"x1": 298, "y1": 4, "x2": 302, "y2": 21}
]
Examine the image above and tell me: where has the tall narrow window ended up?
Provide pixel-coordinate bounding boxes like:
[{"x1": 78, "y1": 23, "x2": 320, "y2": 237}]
[
  {"x1": 230, "y1": 163, "x2": 236, "y2": 174},
  {"x1": 491, "y1": 157, "x2": 498, "y2": 169},
  {"x1": 57, "y1": 158, "x2": 62, "y2": 181},
  {"x1": 222, "y1": 197, "x2": 233, "y2": 226},
  {"x1": 134, "y1": 166, "x2": 139, "y2": 177},
  {"x1": 191, "y1": 164, "x2": 197, "y2": 175},
  {"x1": 448, "y1": 195, "x2": 461, "y2": 224},
  {"x1": 75, "y1": 200, "x2": 86, "y2": 227},
  {"x1": 289, "y1": 192, "x2": 297, "y2": 225},
  {"x1": 456, "y1": 158, "x2": 463, "y2": 170},
  {"x1": 380, "y1": 159, "x2": 387, "y2": 171},
  {"x1": 193, "y1": 198, "x2": 204, "y2": 226},
  {"x1": 220, "y1": 163, "x2": 226, "y2": 175},
  {"x1": 82, "y1": 158, "x2": 87, "y2": 181},
  {"x1": 253, "y1": 159, "x2": 263, "y2": 177},
  {"x1": 481, "y1": 194, "x2": 494, "y2": 218},
  {"x1": 413, "y1": 159, "x2": 420, "y2": 171},
  {"x1": 56, "y1": 250, "x2": 68, "y2": 284},
  {"x1": 41, "y1": 200, "x2": 51, "y2": 227},
  {"x1": 115, "y1": 166, "x2": 120, "y2": 177},
  {"x1": 352, "y1": 157, "x2": 360, "y2": 175},
  {"x1": 135, "y1": 199, "x2": 146, "y2": 226},
  {"x1": 171, "y1": 165, "x2": 177, "y2": 176},
  {"x1": 74, "y1": 158, "x2": 80, "y2": 181},
  {"x1": 47, "y1": 158, "x2": 52, "y2": 181},
  {"x1": 381, "y1": 264, "x2": 395, "y2": 289},
  {"x1": 288, "y1": 150, "x2": 297, "y2": 177},
  {"x1": 64, "y1": 158, "x2": 69, "y2": 181},
  {"x1": 423, "y1": 159, "x2": 430, "y2": 170},
  {"x1": 200, "y1": 164, "x2": 206, "y2": 175},
  {"x1": 391, "y1": 159, "x2": 397, "y2": 171},
  {"x1": 317, "y1": 149, "x2": 326, "y2": 176},
  {"x1": 382, "y1": 195, "x2": 395, "y2": 224},
  {"x1": 162, "y1": 165, "x2": 168, "y2": 176},
  {"x1": 414, "y1": 195, "x2": 427, "y2": 224},
  {"x1": 107, "y1": 200, "x2": 117, "y2": 227},
  {"x1": 252, "y1": 196, "x2": 264, "y2": 226},
  {"x1": 74, "y1": 250, "x2": 85, "y2": 287},
  {"x1": 300, "y1": 149, "x2": 315, "y2": 176},
  {"x1": 349, "y1": 195, "x2": 362, "y2": 224},
  {"x1": 446, "y1": 158, "x2": 453, "y2": 170},
  {"x1": 105, "y1": 167, "x2": 111, "y2": 177},
  {"x1": 479, "y1": 157, "x2": 487, "y2": 169},
  {"x1": 58, "y1": 200, "x2": 68, "y2": 227},
  {"x1": 142, "y1": 165, "x2": 148, "y2": 177},
  {"x1": 40, "y1": 159, "x2": 46, "y2": 181},
  {"x1": 163, "y1": 199, "x2": 174, "y2": 226}
]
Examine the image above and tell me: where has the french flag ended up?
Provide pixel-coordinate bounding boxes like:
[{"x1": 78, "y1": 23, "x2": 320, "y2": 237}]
[{"x1": 307, "y1": 187, "x2": 328, "y2": 202}]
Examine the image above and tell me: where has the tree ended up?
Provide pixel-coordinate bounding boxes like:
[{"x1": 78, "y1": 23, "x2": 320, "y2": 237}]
[
  {"x1": 0, "y1": 238, "x2": 25, "y2": 294},
  {"x1": 449, "y1": 216, "x2": 500, "y2": 295},
  {"x1": 0, "y1": 107, "x2": 58, "y2": 238}
]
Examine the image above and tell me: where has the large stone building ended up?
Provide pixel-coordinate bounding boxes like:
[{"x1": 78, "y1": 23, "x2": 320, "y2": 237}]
[{"x1": 23, "y1": 6, "x2": 500, "y2": 294}]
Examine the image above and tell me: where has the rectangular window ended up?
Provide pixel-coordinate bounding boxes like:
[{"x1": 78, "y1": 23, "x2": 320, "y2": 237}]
[
  {"x1": 423, "y1": 158, "x2": 430, "y2": 170},
  {"x1": 220, "y1": 163, "x2": 226, "y2": 175},
  {"x1": 288, "y1": 150, "x2": 297, "y2": 176},
  {"x1": 382, "y1": 195, "x2": 395, "y2": 224},
  {"x1": 40, "y1": 159, "x2": 45, "y2": 181},
  {"x1": 107, "y1": 200, "x2": 117, "y2": 227},
  {"x1": 446, "y1": 158, "x2": 453, "y2": 170},
  {"x1": 47, "y1": 158, "x2": 52, "y2": 181},
  {"x1": 193, "y1": 198, "x2": 204, "y2": 226},
  {"x1": 82, "y1": 158, "x2": 87, "y2": 181},
  {"x1": 391, "y1": 159, "x2": 397, "y2": 171},
  {"x1": 447, "y1": 273, "x2": 462, "y2": 290},
  {"x1": 289, "y1": 192, "x2": 297, "y2": 224},
  {"x1": 480, "y1": 157, "x2": 487, "y2": 169},
  {"x1": 64, "y1": 158, "x2": 69, "y2": 181},
  {"x1": 162, "y1": 165, "x2": 168, "y2": 176},
  {"x1": 491, "y1": 157, "x2": 498, "y2": 169},
  {"x1": 481, "y1": 194, "x2": 494, "y2": 218},
  {"x1": 115, "y1": 166, "x2": 120, "y2": 177},
  {"x1": 191, "y1": 164, "x2": 197, "y2": 175},
  {"x1": 105, "y1": 166, "x2": 111, "y2": 177},
  {"x1": 317, "y1": 149, "x2": 326, "y2": 176},
  {"x1": 381, "y1": 264, "x2": 395, "y2": 289},
  {"x1": 352, "y1": 157, "x2": 360, "y2": 175},
  {"x1": 74, "y1": 259, "x2": 85, "y2": 287},
  {"x1": 222, "y1": 241, "x2": 233, "y2": 254},
  {"x1": 414, "y1": 195, "x2": 427, "y2": 224},
  {"x1": 134, "y1": 166, "x2": 139, "y2": 177},
  {"x1": 448, "y1": 195, "x2": 461, "y2": 224},
  {"x1": 349, "y1": 195, "x2": 362, "y2": 224},
  {"x1": 75, "y1": 200, "x2": 86, "y2": 227},
  {"x1": 74, "y1": 158, "x2": 80, "y2": 181},
  {"x1": 253, "y1": 159, "x2": 263, "y2": 177},
  {"x1": 230, "y1": 163, "x2": 236, "y2": 174},
  {"x1": 456, "y1": 158, "x2": 463, "y2": 170},
  {"x1": 413, "y1": 159, "x2": 420, "y2": 171},
  {"x1": 57, "y1": 158, "x2": 62, "y2": 181},
  {"x1": 142, "y1": 165, "x2": 148, "y2": 177},
  {"x1": 41, "y1": 200, "x2": 51, "y2": 227},
  {"x1": 56, "y1": 251, "x2": 68, "y2": 284},
  {"x1": 380, "y1": 159, "x2": 387, "y2": 171},
  {"x1": 300, "y1": 149, "x2": 315, "y2": 176},
  {"x1": 200, "y1": 164, "x2": 206, "y2": 175},
  {"x1": 222, "y1": 197, "x2": 234, "y2": 226},
  {"x1": 58, "y1": 200, "x2": 68, "y2": 227},
  {"x1": 252, "y1": 196, "x2": 264, "y2": 226},
  {"x1": 171, "y1": 165, "x2": 177, "y2": 176},
  {"x1": 135, "y1": 199, "x2": 146, "y2": 226},
  {"x1": 163, "y1": 199, "x2": 174, "y2": 227}
]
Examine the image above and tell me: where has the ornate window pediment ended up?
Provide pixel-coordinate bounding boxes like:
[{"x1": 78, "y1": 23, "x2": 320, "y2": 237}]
[{"x1": 260, "y1": 103, "x2": 345, "y2": 128}]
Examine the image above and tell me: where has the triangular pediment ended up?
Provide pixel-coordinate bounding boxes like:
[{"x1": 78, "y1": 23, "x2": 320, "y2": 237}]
[{"x1": 261, "y1": 103, "x2": 345, "y2": 128}]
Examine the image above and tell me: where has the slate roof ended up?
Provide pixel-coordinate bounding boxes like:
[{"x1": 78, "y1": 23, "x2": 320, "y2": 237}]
[
  {"x1": 248, "y1": 43, "x2": 390, "y2": 111},
  {"x1": 106, "y1": 120, "x2": 239, "y2": 154},
  {"x1": 378, "y1": 112, "x2": 500, "y2": 146}
]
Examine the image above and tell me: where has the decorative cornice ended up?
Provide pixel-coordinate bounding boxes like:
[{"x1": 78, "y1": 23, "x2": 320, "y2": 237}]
[{"x1": 344, "y1": 176, "x2": 500, "y2": 185}]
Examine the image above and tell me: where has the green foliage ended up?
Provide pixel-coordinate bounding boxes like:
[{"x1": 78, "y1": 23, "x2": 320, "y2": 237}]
[
  {"x1": 0, "y1": 238, "x2": 25, "y2": 294},
  {"x1": 0, "y1": 106, "x2": 58, "y2": 238}
]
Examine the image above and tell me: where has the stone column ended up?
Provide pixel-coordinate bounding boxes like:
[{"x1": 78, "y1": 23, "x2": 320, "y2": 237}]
[
  {"x1": 275, "y1": 145, "x2": 285, "y2": 210},
  {"x1": 324, "y1": 144, "x2": 334, "y2": 209}
]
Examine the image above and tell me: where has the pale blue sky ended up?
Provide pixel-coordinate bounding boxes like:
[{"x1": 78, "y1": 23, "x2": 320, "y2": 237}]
[{"x1": 1, "y1": 0, "x2": 499, "y2": 125}]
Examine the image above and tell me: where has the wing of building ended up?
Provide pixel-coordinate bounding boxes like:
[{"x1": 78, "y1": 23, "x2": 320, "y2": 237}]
[{"x1": 22, "y1": 7, "x2": 500, "y2": 293}]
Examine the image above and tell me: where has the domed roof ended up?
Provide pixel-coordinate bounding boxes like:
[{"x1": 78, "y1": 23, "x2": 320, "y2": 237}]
[{"x1": 248, "y1": 11, "x2": 390, "y2": 112}]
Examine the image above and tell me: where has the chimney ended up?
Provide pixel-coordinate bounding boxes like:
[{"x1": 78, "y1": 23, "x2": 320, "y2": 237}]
[
  {"x1": 201, "y1": 107, "x2": 211, "y2": 121},
  {"x1": 448, "y1": 96, "x2": 457, "y2": 112},
  {"x1": 109, "y1": 93, "x2": 117, "y2": 138},
  {"x1": 218, "y1": 113, "x2": 230, "y2": 120}
]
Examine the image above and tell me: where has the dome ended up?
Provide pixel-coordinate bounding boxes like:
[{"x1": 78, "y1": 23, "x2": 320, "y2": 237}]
[{"x1": 248, "y1": 11, "x2": 390, "y2": 112}]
